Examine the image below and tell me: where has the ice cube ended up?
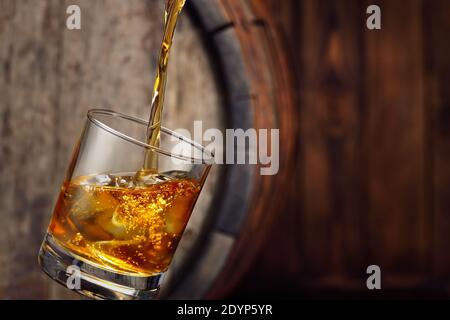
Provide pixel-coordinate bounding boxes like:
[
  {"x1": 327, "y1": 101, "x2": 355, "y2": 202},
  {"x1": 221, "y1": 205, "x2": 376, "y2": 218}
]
[
  {"x1": 68, "y1": 188, "x2": 119, "y2": 241},
  {"x1": 164, "y1": 193, "x2": 193, "y2": 235},
  {"x1": 95, "y1": 207, "x2": 128, "y2": 240},
  {"x1": 133, "y1": 170, "x2": 170, "y2": 188},
  {"x1": 111, "y1": 175, "x2": 135, "y2": 188},
  {"x1": 75, "y1": 174, "x2": 112, "y2": 186},
  {"x1": 94, "y1": 174, "x2": 113, "y2": 186}
]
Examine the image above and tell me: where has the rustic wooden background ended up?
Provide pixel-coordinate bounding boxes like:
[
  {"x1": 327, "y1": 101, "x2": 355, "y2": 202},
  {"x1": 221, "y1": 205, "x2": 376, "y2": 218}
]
[
  {"x1": 1, "y1": 0, "x2": 450, "y2": 299},
  {"x1": 0, "y1": 0, "x2": 224, "y2": 299},
  {"x1": 233, "y1": 0, "x2": 450, "y2": 298}
]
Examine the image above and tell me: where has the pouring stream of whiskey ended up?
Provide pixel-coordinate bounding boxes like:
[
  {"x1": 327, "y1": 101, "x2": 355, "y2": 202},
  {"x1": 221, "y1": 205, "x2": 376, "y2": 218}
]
[
  {"x1": 45, "y1": 0, "x2": 203, "y2": 278},
  {"x1": 144, "y1": 0, "x2": 186, "y2": 170}
]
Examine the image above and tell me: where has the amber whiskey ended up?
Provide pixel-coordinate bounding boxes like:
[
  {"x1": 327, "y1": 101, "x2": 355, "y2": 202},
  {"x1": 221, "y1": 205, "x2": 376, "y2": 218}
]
[{"x1": 48, "y1": 172, "x2": 200, "y2": 276}]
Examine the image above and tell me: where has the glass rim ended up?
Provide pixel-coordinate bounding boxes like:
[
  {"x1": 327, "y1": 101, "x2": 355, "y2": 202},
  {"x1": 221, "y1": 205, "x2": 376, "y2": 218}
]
[{"x1": 87, "y1": 109, "x2": 214, "y2": 165}]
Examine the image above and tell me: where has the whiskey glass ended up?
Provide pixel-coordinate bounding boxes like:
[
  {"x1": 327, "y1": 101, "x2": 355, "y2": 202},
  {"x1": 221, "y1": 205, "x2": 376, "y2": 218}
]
[{"x1": 38, "y1": 109, "x2": 213, "y2": 300}]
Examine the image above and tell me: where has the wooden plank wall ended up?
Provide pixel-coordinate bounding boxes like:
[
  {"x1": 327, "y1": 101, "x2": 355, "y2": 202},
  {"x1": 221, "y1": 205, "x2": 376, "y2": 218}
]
[
  {"x1": 234, "y1": 0, "x2": 450, "y2": 298},
  {"x1": 425, "y1": 0, "x2": 450, "y2": 282},
  {"x1": 0, "y1": 0, "x2": 449, "y2": 299},
  {"x1": 0, "y1": 0, "x2": 223, "y2": 299}
]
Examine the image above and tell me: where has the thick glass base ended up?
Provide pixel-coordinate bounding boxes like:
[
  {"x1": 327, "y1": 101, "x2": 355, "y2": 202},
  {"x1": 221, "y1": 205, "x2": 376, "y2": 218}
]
[{"x1": 38, "y1": 233, "x2": 162, "y2": 300}]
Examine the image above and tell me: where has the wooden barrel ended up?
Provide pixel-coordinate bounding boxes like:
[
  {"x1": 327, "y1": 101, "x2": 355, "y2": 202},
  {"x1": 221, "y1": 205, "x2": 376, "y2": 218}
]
[{"x1": 0, "y1": 0, "x2": 296, "y2": 299}]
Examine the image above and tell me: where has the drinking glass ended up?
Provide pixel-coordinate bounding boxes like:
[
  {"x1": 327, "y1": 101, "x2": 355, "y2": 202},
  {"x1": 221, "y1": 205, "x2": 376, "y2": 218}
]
[{"x1": 38, "y1": 109, "x2": 213, "y2": 300}]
